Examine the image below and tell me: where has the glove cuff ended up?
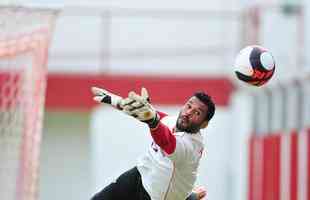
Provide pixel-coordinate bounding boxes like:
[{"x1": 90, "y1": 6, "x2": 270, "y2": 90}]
[
  {"x1": 144, "y1": 112, "x2": 160, "y2": 129},
  {"x1": 110, "y1": 95, "x2": 122, "y2": 107}
]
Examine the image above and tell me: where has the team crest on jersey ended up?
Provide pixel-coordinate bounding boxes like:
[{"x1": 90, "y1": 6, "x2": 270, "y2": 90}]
[{"x1": 151, "y1": 142, "x2": 166, "y2": 157}]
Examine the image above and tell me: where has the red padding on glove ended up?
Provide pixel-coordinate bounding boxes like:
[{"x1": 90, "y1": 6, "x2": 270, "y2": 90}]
[{"x1": 157, "y1": 111, "x2": 168, "y2": 120}]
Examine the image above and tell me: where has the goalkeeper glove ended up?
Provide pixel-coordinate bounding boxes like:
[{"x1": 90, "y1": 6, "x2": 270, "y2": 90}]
[
  {"x1": 121, "y1": 88, "x2": 159, "y2": 128},
  {"x1": 91, "y1": 87, "x2": 123, "y2": 110}
]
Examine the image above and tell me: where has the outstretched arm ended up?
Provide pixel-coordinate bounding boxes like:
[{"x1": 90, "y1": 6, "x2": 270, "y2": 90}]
[
  {"x1": 92, "y1": 87, "x2": 178, "y2": 156},
  {"x1": 91, "y1": 86, "x2": 159, "y2": 126},
  {"x1": 118, "y1": 88, "x2": 177, "y2": 155}
]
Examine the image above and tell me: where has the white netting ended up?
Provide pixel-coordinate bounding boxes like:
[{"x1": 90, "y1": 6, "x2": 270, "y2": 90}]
[{"x1": 0, "y1": 6, "x2": 58, "y2": 200}]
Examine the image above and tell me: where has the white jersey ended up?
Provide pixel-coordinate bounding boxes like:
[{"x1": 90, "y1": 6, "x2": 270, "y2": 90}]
[{"x1": 137, "y1": 116, "x2": 205, "y2": 200}]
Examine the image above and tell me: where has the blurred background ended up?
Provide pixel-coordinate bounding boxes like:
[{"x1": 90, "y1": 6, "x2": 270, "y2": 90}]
[{"x1": 0, "y1": 0, "x2": 309, "y2": 200}]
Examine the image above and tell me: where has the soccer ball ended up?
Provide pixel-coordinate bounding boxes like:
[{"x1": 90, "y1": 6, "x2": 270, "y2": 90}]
[{"x1": 234, "y1": 45, "x2": 275, "y2": 86}]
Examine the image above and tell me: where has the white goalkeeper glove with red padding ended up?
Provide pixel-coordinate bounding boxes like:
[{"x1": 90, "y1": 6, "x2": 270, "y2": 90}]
[
  {"x1": 91, "y1": 86, "x2": 123, "y2": 110},
  {"x1": 121, "y1": 88, "x2": 159, "y2": 128}
]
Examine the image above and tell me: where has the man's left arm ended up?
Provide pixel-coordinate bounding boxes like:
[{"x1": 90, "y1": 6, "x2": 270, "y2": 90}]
[
  {"x1": 121, "y1": 88, "x2": 180, "y2": 155},
  {"x1": 122, "y1": 88, "x2": 193, "y2": 163}
]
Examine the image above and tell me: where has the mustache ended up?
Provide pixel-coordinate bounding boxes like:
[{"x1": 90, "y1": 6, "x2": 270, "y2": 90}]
[
  {"x1": 179, "y1": 114, "x2": 190, "y2": 121},
  {"x1": 176, "y1": 115, "x2": 200, "y2": 133}
]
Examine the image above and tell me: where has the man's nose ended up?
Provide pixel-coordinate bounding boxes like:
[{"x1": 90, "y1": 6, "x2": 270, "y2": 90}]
[{"x1": 184, "y1": 109, "x2": 193, "y2": 116}]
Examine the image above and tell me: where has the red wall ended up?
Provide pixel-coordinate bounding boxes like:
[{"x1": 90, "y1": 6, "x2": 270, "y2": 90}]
[
  {"x1": 248, "y1": 129, "x2": 310, "y2": 200},
  {"x1": 45, "y1": 73, "x2": 235, "y2": 110}
]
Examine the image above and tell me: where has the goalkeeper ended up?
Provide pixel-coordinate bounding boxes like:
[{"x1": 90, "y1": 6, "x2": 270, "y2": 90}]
[{"x1": 90, "y1": 86, "x2": 215, "y2": 200}]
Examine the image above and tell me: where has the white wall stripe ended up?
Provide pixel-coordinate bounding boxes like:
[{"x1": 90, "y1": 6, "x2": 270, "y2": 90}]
[
  {"x1": 253, "y1": 138, "x2": 263, "y2": 200},
  {"x1": 281, "y1": 133, "x2": 291, "y2": 200},
  {"x1": 298, "y1": 129, "x2": 308, "y2": 200}
]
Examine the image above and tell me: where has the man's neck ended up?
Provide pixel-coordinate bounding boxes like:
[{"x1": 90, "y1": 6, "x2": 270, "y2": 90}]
[{"x1": 174, "y1": 126, "x2": 199, "y2": 134}]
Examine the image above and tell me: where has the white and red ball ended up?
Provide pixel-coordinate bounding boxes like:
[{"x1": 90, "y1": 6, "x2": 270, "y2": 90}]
[{"x1": 234, "y1": 45, "x2": 275, "y2": 86}]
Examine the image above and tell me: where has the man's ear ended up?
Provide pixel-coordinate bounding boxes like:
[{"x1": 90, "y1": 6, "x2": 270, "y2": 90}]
[{"x1": 200, "y1": 121, "x2": 208, "y2": 129}]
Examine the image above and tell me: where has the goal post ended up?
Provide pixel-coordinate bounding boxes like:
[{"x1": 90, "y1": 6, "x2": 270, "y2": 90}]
[{"x1": 0, "y1": 5, "x2": 59, "y2": 200}]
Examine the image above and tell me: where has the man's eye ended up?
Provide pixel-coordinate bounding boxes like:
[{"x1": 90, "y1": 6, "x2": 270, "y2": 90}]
[{"x1": 194, "y1": 111, "x2": 201, "y2": 116}]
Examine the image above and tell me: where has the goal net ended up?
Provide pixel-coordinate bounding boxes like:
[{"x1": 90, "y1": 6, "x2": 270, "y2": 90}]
[{"x1": 0, "y1": 5, "x2": 59, "y2": 200}]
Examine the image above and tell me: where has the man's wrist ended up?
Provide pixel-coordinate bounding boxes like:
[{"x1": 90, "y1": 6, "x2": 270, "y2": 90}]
[{"x1": 146, "y1": 113, "x2": 160, "y2": 129}]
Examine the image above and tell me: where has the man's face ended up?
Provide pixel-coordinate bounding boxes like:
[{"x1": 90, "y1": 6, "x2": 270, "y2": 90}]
[{"x1": 176, "y1": 96, "x2": 208, "y2": 133}]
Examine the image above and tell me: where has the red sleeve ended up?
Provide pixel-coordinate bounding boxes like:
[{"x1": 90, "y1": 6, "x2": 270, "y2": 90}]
[{"x1": 150, "y1": 120, "x2": 176, "y2": 155}]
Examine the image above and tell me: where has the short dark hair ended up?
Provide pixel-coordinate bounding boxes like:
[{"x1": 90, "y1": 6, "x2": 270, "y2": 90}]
[{"x1": 194, "y1": 91, "x2": 215, "y2": 121}]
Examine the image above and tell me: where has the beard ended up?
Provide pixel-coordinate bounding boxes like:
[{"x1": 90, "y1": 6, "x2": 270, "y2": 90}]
[{"x1": 176, "y1": 114, "x2": 201, "y2": 134}]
